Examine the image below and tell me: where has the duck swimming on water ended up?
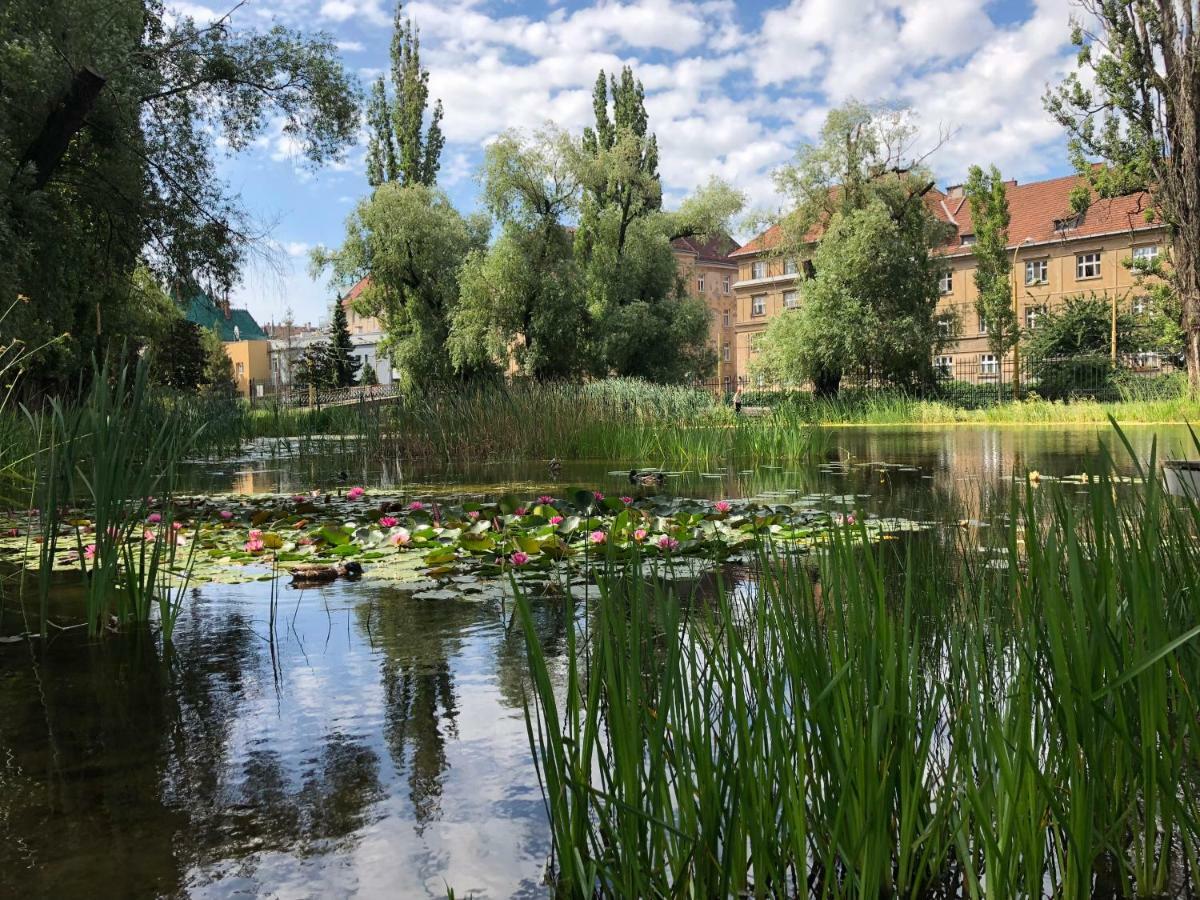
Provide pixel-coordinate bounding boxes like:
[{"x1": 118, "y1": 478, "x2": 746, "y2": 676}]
[
  {"x1": 629, "y1": 469, "x2": 665, "y2": 486},
  {"x1": 288, "y1": 560, "x2": 363, "y2": 585}
]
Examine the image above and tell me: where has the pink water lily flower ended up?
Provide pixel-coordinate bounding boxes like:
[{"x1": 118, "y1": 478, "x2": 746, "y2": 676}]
[
  {"x1": 633, "y1": 528, "x2": 648, "y2": 542},
  {"x1": 845, "y1": 514, "x2": 856, "y2": 526},
  {"x1": 592, "y1": 491, "x2": 605, "y2": 502},
  {"x1": 244, "y1": 538, "x2": 264, "y2": 553},
  {"x1": 658, "y1": 535, "x2": 680, "y2": 551},
  {"x1": 249, "y1": 529, "x2": 263, "y2": 540},
  {"x1": 715, "y1": 500, "x2": 732, "y2": 514},
  {"x1": 510, "y1": 551, "x2": 530, "y2": 566},
  {"x1": 143, "y1": 529, "x2": 157, "y2": 542},
  {"x1": 408, "y1": 500, "x2": 424, "y2": 511},
  {"x1": 219, "y1": 510, "x2": 233, "y2": 521},
  {"x1": 389, "y1": 531, "x2": 412, "y2": 547},
  {"x1": 347, "y1": 486, "x2": 365, "y2": 500},
  {"x1": 549, "y1": 515, "x2": 564, "y2": 525},
  {"x1": 467, "y1": 510, "x2": 480, "y2": 520},
  {"x1": 84, "y1": 544, "x2": 96, "y2": 560},
  {"x1": 537, "y1": 495, "x2": 554, "y2": 505},
  {"x1": 514, "y1": 506, "x2": 527, "y2": 516},
  {"x1": 589, "y1": 530, "x2": 606, "y2": 545},
  {"x1": 620, "y1": 496, "x2": 633, "y2": 506},
  {"x1": 379, "y1": 516, "x2": 398, "y2": 528},
  {"x1": 147, "y1": 512, "x2": 162, "y2": 524},
  {"x1": 172, "y1": 521, "x2": 183, "y2": 530}
]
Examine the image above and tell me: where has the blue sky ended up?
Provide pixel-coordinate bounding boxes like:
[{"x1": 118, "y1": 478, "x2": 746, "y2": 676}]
[{"x1": 177, "y1": 0, "x2": 1083, "y2": 326}]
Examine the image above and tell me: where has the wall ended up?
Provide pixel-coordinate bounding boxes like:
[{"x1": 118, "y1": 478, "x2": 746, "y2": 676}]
[{"x1": 224, "y1": 340, "x2": 271, "y2": 398}]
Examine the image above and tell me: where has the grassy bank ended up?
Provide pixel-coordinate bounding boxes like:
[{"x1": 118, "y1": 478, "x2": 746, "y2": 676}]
[{"x1": 519, "y1": 435, "x2": 1200, "y2": 897}]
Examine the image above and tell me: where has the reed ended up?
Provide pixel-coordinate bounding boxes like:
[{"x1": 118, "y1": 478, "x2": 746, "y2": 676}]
[{"x1": 517, "y1": 426, "x2": 1200, "y2": 897}]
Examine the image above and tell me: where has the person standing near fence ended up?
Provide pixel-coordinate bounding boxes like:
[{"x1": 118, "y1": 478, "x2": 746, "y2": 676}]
[{"x1": 732, "y1": 387, "x2": 743, "y2": 415}]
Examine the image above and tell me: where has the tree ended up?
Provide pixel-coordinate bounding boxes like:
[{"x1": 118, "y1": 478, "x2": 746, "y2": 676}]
[
  {"x1": 448, "y1": 128, "x2": 587, "y2": 379},
  {"x1": 365, "y1": 4, "x2": 443, "y2": 188},
  {"x1": 295, "y1": 339, "x2": 335, "y2": 390},
  {"x1": 327, "y1": 299, "x2": 361, "y2": 387},
  {"x1": 0, "y1": 0, "x2": 358, "y2": 391},
  {"x1": 1045, "y1": 2, "x2": 1200, "y2": 391},
  {"x1": 313, "y1": 183, "x2": 489, "y2": 386},
  {"x1": 754, "y1": 200, "x2": 947, "y2": 394},
  {"x1": 759, "y1": 102, "x2": 952, "y2": 394},
  {"x1": 964, "y1": 165, "x2": 1018, "y2": 395},
  {"x1": 1129, "y1": 254, "x2": 1185, "y2": 364},
  {"x1": 200, "y1": 326, "x2": 236, "y2": 396},
  {"x1": 1023, "y1": 294, "x2": 1142, "y2": 398},
  {"x1": 154, "y1": 319, "x2": 208, "y2": 391}
]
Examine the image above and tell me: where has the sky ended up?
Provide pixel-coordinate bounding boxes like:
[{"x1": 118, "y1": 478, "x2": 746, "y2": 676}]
[{"x1": 179, "y1": 0, "x2": 1086, "y2": 327}]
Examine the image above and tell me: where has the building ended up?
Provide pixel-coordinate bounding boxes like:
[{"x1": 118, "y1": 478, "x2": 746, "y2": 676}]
[
  {"x1": 671, "y1": 234, "x2": 739, "y2": 391},
  {"x1": 729, "y1": 174, "x2": 1165, "y2": 385},
  {"x1": 182, "y1": 287, "x2": 272, "y2": 397}
]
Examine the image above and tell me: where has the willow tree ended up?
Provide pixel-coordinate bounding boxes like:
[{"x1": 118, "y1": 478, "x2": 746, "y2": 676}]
[{"x1": 1046, "y1": 0, "x2": 1200, "y2": 391}]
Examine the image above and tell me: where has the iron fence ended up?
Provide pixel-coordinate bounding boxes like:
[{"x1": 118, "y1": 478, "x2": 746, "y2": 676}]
[{"x1": 248, "y1": 381, "x2": 405, "y2": 409}]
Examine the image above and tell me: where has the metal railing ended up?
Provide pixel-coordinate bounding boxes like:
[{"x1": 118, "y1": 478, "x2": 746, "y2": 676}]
[{"x1": 248, "y1": 381, "x2": 405, "y2": 409}]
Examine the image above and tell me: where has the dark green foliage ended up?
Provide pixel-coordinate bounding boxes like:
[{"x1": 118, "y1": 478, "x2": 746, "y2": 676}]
[
  {"x1": 1024, "y1": 294, "x2": 1140, "y2": 399},
  {"x1": 365, "y1": 5, "x2": 443, "y2": 187},
  {"x1": 0, "y1": 0, "x2": 358, "y2": 392},
  {"x1": 200, "y1": 327, "x2": 236, "y2": 397},
  {"x1": 154, "y1": 319, "x2": 208, "y2": 391},
  {"x1": 296, "y1": 339, "x2": 335, "y2": 389},
  {"x1": 965, "y1": 165, "x2": 1018, "y2": 363},
  {"x1": 327, "y1": 300, "x2": 361, "y2": 387}
]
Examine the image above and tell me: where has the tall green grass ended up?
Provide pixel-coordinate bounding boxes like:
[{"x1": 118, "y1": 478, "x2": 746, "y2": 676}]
[{"x1": 518, "y1": 429, "x2": 1200, "y2": 897}]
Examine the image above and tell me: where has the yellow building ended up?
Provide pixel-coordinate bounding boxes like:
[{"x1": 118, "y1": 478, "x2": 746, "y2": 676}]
[
  {"x1": 671, "y1": 235, "x2": 739, "y2": 391},
  {"x1": 729, "y1": 174, "x2": 1165, "y2": 385},
  {"x1": 225, "y1": 339, "x2": 271, "y2": 398}
]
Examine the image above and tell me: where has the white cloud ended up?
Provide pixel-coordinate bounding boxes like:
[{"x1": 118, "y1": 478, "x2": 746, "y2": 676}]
[
  {"x1": 319, "y1": 0, "x2": 388, "y2": 26},
  {"x1": 336, "y1": 39, "x2": 366, "y2": 52}
]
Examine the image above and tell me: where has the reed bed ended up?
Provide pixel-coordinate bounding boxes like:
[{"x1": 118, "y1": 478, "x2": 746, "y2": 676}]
[{"x1": 517, "y1": 430, "x2": 1200, "y2": 898}]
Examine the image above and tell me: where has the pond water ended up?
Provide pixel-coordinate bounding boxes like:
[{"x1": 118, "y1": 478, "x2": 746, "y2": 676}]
[{"x1": 0, "y1": 424, "x2": 1194, "y2": 899}]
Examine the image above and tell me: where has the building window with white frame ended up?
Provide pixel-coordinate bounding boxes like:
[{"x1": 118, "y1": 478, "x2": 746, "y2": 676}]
[
  {"x1": 1076, "y1": 251, "x2": 1102, "y2": 280},
  {"x1": 722, "y1": 343, "x2": 731, "y2": 362},
  {"x1": 1024, "y1": 305, "x2": 1045, "y2": 329},
  {"x1": 722, "y1": 311, "x2": 730, "y2": 327},
  {"x1": 978, "y1": 314, "x2": 989, "y2": 334},
  {"x1": 960, "y1": 233, "x2": 976, "y2": 246},
  {"x1": 1025, "y1": 258, "x2": 1048, "y2": 285},
  {"x1": 937, "y1": 316, "x2": 954, "y2": 338},
  {"x1": 751, "y1": 294, "x2": 766, "y2": 317},
  {"x1": 784, "y1": 257, "x2": 798, "y2": 275},
  {"x1": 749, "y1": 333, "x2": 764, "y2": 355},
  {"x1": 1133, "y1": 295, "x2": 1148, "y2": 315},
  {"x1": 1132, "y1": 244, "x2": 1159, "y2": 264},
  {"x1": 723, "y1": 275, "x2": 730, "y2": 294},
  {"x1": 980, "y1": 353, "x2": 998, "y2": 376},
  {"x1": 697, "y1": 274, "x2": 705, "y2": 293},
  {"x1": 938, "y1": 270, "x2": 953, "y2": 294},
  {"x1": 935, "y1": 355, "x2": 953, "y2": 378},
  {"x1": 783, "y1": 290, "x2": 798, "y2": 309},
  {"x1": 751, "y1": 260, "x2": 767, "y2": 280}
]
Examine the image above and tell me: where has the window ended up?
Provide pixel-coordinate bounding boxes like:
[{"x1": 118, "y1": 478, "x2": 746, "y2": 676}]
[
  {"x1": 980, "y1": 353, "x2": 998, "y2": 376},
  {"x1": 1133, "y1": 295, "x2": 1148, "y2": 315},
  {"x1": 783, "y1": 290, "x2": 799, "y2": 309},
  {"x1": 935, "y1": 356, "x2": 953, "y2": 377},
  {"x1": 1054, "y1": 214, "x2": 1081, "y2": 232},
  {"x1": 1024, "y1": 305, "x2": 1045, "y2": 329},
  {"x1": 722, "y1": 311, "x2": 730, "y2": 327},
  {"x1": 937, "y1": 316, "x2": 954, "y2": 338},
  {"x1": 1076, "y1": 251, "x2": 1102, "y2": 279},
  {"x1": 751, "y1": 260, "x2": 767, "y2": 280},
  {"x1": 751, "y1": 294, "x2": 766, "y2": 317},
  {"x1": 236, "y1": 362, "x2": 245, "y2": 380},
  {"x1": 1025, "y1": 259, "x2": 1048, "y2": 285},
  {"x1": 960, "y1": 233, "x2": 976, "y2": 246},
  {"x1": 722, "y1": 343, "x2": 731, "y2": 362},
  {"x1": 784, "y1": 257, "x2": 798, "y2": 275},
  {"x1": 697, "y1": 274, "x2": 705, "y2": 293},
  {"x1": 749, "y1": 333, "x2": 764, "y2": 354},
  {"x1": 978, "y1": 314, "x2": 989, "y2": 335},
  {"x1": 723, "y1": 275, "x2": 731, "y2": 294},
  {"x1": 1132, "y1": 244, "x2": 1159, "y2": 263},
  {"x1": 938, "y1": 271, "x2": 953, "y2": 294}
]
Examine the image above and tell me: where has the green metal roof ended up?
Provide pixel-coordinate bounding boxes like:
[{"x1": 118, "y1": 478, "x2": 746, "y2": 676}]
[{"x1": 182, "y1": 288, "x2": 268, "y2": 342}]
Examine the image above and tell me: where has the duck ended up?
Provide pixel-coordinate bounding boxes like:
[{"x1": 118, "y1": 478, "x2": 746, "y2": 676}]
[
  {"x1": 629, "y1": 469, "x2": 666, "y2": 486},
  {"x1": 288, "y1": 560, "x2": 363, "y2": 585},
  {"x1": 548, "y1": 457, "x2": 562, "y2": 478}
]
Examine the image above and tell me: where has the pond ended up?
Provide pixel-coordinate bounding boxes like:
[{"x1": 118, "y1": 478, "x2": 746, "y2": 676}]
[{"x1": 0, "y1": 423, "x2": 1194, "y2": 899}]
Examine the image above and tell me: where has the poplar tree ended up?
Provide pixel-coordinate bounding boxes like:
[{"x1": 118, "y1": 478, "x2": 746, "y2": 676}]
[
  {"x1": 964, "y1": 164, "x2": 1017, "y2": 395},
  {"x1": 365, "y1": 4, "x2": 444, "y2": 187}
]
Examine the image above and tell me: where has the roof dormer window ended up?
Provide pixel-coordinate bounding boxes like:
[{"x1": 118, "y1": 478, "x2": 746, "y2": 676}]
[
  {"x1": 960, "y1": 233, "x2": 976, "y2": 246},
  {"x1": 1054, "y1": 214, "x2": 1081, "y2": 232}
]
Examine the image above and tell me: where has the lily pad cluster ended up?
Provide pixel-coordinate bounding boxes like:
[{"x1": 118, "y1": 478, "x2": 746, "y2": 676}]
[{"x1": 0, "y1": 486, "x2": 923, "y2": 591}]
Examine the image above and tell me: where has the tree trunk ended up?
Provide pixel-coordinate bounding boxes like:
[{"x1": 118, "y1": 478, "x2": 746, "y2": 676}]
[
  {"x1": 1172, "y1": 225, "x2": 1200, "y2": 395},
  {"x1": 14, "y1": 67, "x2": 107, "y2": 190}
]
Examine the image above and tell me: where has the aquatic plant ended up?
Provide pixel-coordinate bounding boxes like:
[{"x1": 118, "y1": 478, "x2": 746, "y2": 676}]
[{"x1": 516, "y1": 429, "x2": 1200, "y2": 897}]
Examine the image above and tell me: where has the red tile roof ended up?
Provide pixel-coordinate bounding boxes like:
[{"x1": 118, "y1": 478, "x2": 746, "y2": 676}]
[
  {"x1": 731, "y1": 174, "x2": 1161, "y2": 259},
  {"x1": 343, "y1": 275, "x2": 371, "y2": 304},
  {"x1": 671, "y1": 233, "x2": 738, "y2": 263}
]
